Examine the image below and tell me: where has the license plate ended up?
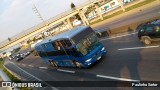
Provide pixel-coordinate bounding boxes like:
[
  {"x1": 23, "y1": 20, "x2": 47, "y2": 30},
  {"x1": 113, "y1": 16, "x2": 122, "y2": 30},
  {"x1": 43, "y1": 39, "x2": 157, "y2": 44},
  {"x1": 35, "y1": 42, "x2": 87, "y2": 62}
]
[{"x1": 97, "y1": 56, "x2": 101, "y2": 60}]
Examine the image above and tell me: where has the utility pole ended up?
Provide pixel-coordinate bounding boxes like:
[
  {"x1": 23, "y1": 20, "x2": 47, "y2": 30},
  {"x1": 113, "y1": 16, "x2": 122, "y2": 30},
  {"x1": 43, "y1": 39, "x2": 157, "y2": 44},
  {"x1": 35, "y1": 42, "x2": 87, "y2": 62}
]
[{"x1": 32, "y1": 4, "x2": 48, "y2": 26}]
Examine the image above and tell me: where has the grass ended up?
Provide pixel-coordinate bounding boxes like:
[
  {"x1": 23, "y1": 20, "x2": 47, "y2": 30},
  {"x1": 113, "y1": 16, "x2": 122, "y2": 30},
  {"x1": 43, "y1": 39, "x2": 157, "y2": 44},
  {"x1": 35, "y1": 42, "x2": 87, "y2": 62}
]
[
  {"x1": 125, "y1": 0, "x2": 156, "y2": 11},
  {"x1": 104, "y1": 10, "x2": 123, "y2": 19},
  {"x1": 0, "y1": 58, "x2": 4, "y2": 68},
  {"x1": 90, "y1": 0, "x2": 156, "y2": 25}
]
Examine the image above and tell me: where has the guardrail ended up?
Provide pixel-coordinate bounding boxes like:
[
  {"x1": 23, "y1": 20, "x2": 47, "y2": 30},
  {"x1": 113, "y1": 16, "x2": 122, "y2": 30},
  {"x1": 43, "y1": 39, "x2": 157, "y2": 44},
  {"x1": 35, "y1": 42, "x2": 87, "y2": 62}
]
[{"x1": 0, "y1": 69, "x2": 19, "y2": 90}]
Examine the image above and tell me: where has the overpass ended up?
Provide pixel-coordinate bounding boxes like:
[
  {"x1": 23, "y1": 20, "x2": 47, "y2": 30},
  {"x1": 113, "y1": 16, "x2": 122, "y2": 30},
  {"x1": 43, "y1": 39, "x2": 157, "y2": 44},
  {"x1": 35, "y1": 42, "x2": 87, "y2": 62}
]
[{"x1": 0, "y1": 0, "x2": 124, "y2": 52}]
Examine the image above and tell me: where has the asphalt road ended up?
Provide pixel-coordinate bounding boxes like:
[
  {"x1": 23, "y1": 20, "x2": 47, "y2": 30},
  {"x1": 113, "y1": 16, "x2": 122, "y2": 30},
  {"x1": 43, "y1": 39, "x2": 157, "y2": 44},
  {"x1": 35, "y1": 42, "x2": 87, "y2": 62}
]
[
  {"x1": 92, "y1": 4, "x2": 160, "y2": 32},
  {"x1": 5, "y1": 32, "x2": 160, "y2": 90},
  {"x1": 4, "y1": 4, "x2": 160, "y2": 90}
]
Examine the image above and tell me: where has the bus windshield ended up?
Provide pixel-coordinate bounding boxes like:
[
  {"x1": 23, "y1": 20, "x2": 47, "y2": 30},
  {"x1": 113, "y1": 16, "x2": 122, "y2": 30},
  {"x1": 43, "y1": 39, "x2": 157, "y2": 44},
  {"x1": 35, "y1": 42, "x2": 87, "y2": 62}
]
[{"x1": 76, "y1": 33, "x2": 99, "y2": 55}]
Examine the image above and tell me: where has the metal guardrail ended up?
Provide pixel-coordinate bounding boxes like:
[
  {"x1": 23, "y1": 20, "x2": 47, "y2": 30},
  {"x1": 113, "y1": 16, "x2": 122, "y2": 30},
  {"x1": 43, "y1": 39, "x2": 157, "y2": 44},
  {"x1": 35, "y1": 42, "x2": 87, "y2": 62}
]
[
  {"x1": 0, "y1": 69, "x2": 17, "y2": 90},
  {"x1": 0, "y1": 69, "x2": 11, "y2": 81}
]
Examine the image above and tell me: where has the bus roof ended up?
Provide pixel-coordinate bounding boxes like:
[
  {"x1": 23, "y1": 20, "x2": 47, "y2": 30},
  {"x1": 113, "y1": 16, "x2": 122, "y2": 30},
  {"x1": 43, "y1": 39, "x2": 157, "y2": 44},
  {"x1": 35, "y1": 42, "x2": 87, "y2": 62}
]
[{"x1": 35, "y1": 26, "x2": 90, "y2": 47}]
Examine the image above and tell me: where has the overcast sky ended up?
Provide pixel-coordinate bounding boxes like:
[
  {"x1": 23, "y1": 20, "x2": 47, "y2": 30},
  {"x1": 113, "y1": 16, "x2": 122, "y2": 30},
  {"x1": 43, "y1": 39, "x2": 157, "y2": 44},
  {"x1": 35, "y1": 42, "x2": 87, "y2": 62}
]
[{"x1": 0, "y1": 0, "x2": 88, "y2": 42}]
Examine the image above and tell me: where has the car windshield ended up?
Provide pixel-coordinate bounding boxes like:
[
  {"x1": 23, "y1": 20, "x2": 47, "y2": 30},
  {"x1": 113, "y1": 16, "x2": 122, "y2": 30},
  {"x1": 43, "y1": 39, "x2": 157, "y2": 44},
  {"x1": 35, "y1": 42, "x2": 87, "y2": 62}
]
[{"x1": 76, "y1": 33, "x2": 99, "y2": 55}]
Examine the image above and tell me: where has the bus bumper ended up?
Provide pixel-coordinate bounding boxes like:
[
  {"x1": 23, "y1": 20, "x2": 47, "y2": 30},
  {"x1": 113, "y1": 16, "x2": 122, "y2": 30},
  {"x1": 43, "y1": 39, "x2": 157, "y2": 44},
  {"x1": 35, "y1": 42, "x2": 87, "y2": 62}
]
[{"x1": 84, "y1": 49, "x2": 107, "y2": 67}]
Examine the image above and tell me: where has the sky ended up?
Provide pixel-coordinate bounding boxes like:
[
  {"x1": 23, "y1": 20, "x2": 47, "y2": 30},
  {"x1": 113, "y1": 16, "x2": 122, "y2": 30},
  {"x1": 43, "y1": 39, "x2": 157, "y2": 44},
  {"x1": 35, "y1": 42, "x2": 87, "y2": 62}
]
[{"x1": 0, "y1": 0, "x2": 88, "y2": 42}]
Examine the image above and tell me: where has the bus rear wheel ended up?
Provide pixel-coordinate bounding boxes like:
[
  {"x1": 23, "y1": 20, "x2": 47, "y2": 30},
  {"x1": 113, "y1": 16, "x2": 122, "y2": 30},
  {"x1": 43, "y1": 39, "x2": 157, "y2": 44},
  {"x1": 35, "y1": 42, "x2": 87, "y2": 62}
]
[{"x1": 50, "y1": 60, "x2": 58, "y2": 67}]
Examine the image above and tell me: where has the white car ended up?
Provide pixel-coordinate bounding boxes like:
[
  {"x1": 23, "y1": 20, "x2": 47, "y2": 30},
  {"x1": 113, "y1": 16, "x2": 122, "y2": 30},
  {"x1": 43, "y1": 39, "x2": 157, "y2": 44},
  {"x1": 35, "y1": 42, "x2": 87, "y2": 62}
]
[{"x1": 73, "y1": 20, "x2": 82, "y2": 26}]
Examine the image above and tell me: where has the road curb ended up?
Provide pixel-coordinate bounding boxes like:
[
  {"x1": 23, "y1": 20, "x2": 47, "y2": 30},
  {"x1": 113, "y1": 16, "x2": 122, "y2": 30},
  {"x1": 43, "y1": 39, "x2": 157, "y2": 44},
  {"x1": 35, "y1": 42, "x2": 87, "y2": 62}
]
[{"x1": 3, "y1": 64, "x2": 22, "y2": 80}]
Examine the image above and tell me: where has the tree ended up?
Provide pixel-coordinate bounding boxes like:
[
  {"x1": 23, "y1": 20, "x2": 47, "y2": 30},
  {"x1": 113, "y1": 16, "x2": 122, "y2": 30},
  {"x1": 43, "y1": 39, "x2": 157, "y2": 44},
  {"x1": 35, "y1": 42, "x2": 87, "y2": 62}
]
[
  {"x1": 70, "y1": 3, "x2": 81, "y2": 20},
  {"x1": 70, "y1": 2, "x2": 76, "y2": 10},
  {"x1": 8, "y1": 37, "x2": 11, "y2": 41},
  {"x1": 85, "y1": 5, "x2": 95, "y2": 15}
]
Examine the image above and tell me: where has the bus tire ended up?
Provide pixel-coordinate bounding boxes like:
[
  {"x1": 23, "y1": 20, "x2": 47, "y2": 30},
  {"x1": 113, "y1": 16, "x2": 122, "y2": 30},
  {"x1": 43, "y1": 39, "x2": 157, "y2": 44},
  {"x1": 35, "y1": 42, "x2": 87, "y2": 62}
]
[
  {"x1": 73, "y1": 60, "x2": 82, "y2": 68},
  {"x1": 50, "y1": 60, "x2": 58, "y2": 67}
]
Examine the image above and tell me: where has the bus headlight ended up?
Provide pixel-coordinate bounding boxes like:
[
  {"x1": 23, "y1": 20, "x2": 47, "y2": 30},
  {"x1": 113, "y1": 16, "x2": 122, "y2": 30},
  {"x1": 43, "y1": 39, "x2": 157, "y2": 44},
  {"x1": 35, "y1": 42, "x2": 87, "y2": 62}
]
[
  {"x1": 101, "y1": 47, "x2": 105, "y2": 51},
  {"x1": 85, "y1": 58, "x2": 92, "y2": 62}
]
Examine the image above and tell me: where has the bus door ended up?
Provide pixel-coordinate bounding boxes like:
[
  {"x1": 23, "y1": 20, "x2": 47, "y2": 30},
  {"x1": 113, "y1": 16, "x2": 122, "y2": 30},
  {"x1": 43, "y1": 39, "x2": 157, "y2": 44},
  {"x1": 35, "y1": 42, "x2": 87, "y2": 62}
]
[
  {"x1": 57, "y1": 40, "x2": 77, "y2": 67},
  {"x1": 39, "y1": 44, "x2": 51, "y2": 64},
  {"x1": 51, "y1": 40, "x2": 69, "y2": 66}
]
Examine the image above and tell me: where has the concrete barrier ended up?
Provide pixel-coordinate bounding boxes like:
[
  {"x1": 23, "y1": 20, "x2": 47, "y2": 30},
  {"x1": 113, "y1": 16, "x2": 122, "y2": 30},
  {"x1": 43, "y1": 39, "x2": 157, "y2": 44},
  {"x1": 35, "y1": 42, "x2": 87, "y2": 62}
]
[{"x1": 0, "y1": 69, "x2": 19, "y2": 90}]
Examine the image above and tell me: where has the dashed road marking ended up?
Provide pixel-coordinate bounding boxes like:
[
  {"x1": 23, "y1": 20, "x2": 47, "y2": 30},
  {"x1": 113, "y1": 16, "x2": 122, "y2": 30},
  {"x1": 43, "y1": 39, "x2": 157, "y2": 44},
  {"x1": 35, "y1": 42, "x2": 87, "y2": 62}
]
[
  {"x1": 100, "y1": 32, "x2": 138, "y2": 41},
  {"x1": 96, "y1": 74, "x2": 140, "y2": 82},
  {"x1": 11, "y1": 63, "x2": 59, "y2": 90},
  {"x1": 28, "y1": 65, "x2": 34, "y2": 67},
  {"x1": 57, "y1": 69, "x2": 75, "y2": 73},
  {"x1": 21, "y1": 64, "x2": 26, "y2": 66},
  {"x1": 118, "y1": 45, "x2": 160, "y2": 51},
  {"x1": 13, "y1": 63, "x2": 42, "y2": 81},
  {"x1": 39, "y1": 67, "x2": 48, "y2": 69}
]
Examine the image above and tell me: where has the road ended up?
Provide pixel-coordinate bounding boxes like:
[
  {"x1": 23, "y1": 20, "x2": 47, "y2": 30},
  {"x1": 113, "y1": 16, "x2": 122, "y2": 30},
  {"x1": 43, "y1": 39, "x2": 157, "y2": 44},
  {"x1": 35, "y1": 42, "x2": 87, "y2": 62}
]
[
  {"x1": 4, "y1": 4, "x2": 160, "y2": 90},
  {"x1": 92, "y1": 4, "x2": 160, "y2": 33},
  {"x1": 5, "y1": 32, "x2": 160, "y2": 90}
]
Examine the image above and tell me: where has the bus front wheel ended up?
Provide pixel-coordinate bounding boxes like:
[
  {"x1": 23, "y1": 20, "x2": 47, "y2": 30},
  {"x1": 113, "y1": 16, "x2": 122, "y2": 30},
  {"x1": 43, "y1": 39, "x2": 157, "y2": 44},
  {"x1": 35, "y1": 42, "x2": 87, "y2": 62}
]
[{"x1": 73, "y1": 61, "x2": 82, "y2": 68}]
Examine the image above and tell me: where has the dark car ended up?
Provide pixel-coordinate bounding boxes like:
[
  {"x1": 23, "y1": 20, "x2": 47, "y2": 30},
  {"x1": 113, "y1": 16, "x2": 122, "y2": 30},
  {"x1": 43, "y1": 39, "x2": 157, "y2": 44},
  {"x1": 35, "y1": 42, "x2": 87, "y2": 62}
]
[
  {"x1": 15, "y1": 54, "x2": 23, "y2": 61},
  {"x1": 94, "y1": 27, "x2": 111, "y2": 38},
  {"x1": 137, "y1": 21, "x2": 160, "y2": 44}
]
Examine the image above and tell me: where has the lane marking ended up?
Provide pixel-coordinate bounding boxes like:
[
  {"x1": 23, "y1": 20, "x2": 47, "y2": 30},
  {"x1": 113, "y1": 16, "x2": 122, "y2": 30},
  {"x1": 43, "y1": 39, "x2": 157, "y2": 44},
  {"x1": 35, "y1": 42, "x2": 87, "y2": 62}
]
[
  {"x1": 21, "y1": 64, "x2": 26, "y2": 66},
  {"x1": 118, "y1": 45, "x2": 160, "y2": 51},
  {"x1": 57, "y1": 69, "x2": 75, "y2": 73},
  {"x1": 11, "y1": 63, "x2": 58, "y2": 90},
  {"x1": 39, "y1": 67, "x2": 48, "y2": 69},
  {"x1": 28, "y1": 65, "x2": 34, "y2": 67},
  {"x1": 13, "y1": 63, "x2": 42, "y2": 81},
  {"x1": 96, "y1": 74, "x2": 140, "y2": 82},
  {"x1": 100, "y1": 32, "x2": 138, "y2": 41}
]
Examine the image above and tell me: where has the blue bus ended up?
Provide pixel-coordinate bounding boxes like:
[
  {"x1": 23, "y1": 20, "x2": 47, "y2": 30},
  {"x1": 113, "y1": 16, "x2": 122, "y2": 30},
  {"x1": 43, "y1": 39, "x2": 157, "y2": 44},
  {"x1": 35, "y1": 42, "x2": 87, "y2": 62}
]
[{"x1": 35, "y1": 26, "x2": 107, "y2": 68}]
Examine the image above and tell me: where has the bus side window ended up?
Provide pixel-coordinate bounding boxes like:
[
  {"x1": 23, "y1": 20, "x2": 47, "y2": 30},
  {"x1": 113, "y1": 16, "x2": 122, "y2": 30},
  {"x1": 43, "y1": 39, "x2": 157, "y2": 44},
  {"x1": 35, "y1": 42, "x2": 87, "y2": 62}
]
[
  {"x1": 63, "y1": 40, "x2": 72, "y2": 47},
  {"x1": 59, "y1": 40, "x2": 72, "y2": 48},
  {"x1": 52, "y1": 41, "x2": 61, "y2": 50},
  {"x1": 59, "y1": 40, "x2": 67, "y2": 48},
  {"x1": 42, "y1": 44, "x2": 47, "y2": 50},
  {"x1": 43, "y1": 43, "x2": 54, "y2": 52}
]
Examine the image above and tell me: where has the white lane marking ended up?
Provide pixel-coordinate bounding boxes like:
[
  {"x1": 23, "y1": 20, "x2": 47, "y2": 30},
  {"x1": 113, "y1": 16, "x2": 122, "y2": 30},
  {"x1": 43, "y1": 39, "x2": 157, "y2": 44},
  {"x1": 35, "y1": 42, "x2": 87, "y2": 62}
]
[
  {"x1": 96, "y1": 74, "x2": 140, "y2": 82},
  {"x1": 12, "y1": 63, "x2": 59, "y2": 90},
  {"x1": 28, "y1": 65, "x2": 34, "y2": 67},
  {"x1": 13, "y1": 63, "x2": 42, "y2": 81},
  {"x1": 39, "y1": 67, "x2": 48, "y2": 69},
  {"x1": 118, "y1": 45, "x2": 160, "y2": 51},
  {"x1": 100, "y1": 32, "x2": 138, "y2": 41},
  {"x1": 21, "y1": 64, "x2": 26, "y2": 66},
  {"x1": 57, "y1": 69, "x2": 75, "y2": 73}
]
